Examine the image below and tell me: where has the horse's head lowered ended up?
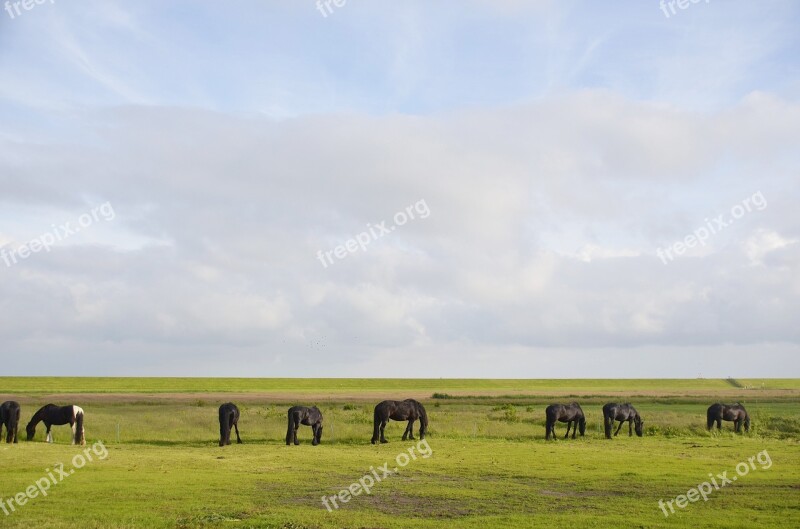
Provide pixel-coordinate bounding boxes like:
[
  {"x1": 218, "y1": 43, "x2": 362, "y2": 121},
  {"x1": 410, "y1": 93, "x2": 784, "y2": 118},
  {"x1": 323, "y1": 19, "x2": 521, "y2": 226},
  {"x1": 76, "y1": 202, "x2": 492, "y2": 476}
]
[
  {"x1": 634, "y1": 414, "x2": 644, "y2": 437},
  {"x1": 25, "y1": 421, "x2": 37, "y2": 441}
]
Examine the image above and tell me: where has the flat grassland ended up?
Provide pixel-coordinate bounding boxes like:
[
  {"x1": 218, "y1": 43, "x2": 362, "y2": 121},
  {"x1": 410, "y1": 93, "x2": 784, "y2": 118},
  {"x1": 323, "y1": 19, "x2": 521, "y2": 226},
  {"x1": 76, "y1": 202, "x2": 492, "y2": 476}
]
[{"x1": 0, "y1": 378, "x2": 798, "y2": 528}]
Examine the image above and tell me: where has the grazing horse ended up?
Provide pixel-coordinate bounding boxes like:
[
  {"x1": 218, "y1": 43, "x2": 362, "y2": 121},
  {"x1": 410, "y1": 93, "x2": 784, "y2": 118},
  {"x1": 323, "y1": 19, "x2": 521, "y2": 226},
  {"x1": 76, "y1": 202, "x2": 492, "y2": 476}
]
[
  {"x1": 285, "y1": 406, "x2": 323, "y2": 446},
  {"x1": 545, "y1": 402, "x2": 586, "y2": 440},
  {"x1": 603, "y1": 403, "x2": 643, "y2": 439},
  {"x1": 218, "y1": 403, "x2": 242, "y2": 447},
  {"x1": 707, "y1": 403, "x2": 750, "y2": 433},
  {"x1": 0, "y1": 401, "x2": 21, "y2": 443},
  {"x1": 371, "y1": 399, "x2": 428, "y2": 444},
  {"x1": 26, "y1": 404, "x2": 85, "y2": 445}
]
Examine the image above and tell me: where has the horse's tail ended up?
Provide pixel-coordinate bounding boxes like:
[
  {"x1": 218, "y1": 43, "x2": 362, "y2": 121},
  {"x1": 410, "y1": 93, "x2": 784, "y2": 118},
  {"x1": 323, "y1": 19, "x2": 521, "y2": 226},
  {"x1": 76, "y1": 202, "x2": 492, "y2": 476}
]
[
  {"x1": 7, "y1": 406, "x2": 20, "y2": 443},
  {"x1": 371, "y1": 405, "x2": 382, "y2": 444},
  {"x1": 545, "y1": 406, "x2": 554, "y2": 440},
  {"x1": 706, "y1": 405, "x2": 715, "y2": 430},
  {"x1": 219, "y1": 406, "x2": 231, "y2": 447},
  {"x1": 14, "y1": 406, "x2": 20, "y2": 443},
  {"x1": 744, "y1": 412, "x2": 751, "y2": 432},
  {"x1": 416, "y1": 401, "x2": 428, "y2": 438},
  {"x1": 602, "y1": 406, "x2": 612, "y2": 439},
  {"x1": 285, "y1": 409, "x2": 295, "y2": 445},
  {"x1": 74, "y1": 409, "x2": 85, "y2": 446}
]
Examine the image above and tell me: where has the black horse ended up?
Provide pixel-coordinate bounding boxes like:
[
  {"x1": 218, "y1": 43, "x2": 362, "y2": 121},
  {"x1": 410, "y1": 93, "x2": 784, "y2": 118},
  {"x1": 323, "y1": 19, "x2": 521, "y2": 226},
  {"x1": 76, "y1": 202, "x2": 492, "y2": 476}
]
[
  {"x1": 707, "y1": 403, "x2": 750, "y2": 433},
  {"x1": 26, "y1": 404, "x2": 85, "y2": 445},
  {"x1": 0, "y1": 401, "x2": 20, "y2": 443},
  {"x1": 286, "y1": 406, "x2": 323, "y2": 446},
  {"x1": 371, "y1": 399, "x2": 428, "y2": 444},
  {"x1": 603, "y1": 402, "x2": 643, "y2": 439},
  {"x1": 218, "y1": 403, "x2": 242, "y2": 446},
  {"x1": 545, "y1": 402, "x2": 586, "y2": 440}
]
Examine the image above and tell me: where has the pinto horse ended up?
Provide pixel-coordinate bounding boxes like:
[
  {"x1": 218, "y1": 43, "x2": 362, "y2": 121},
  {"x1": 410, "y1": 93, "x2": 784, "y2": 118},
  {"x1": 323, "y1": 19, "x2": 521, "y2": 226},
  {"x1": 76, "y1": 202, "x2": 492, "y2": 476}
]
[
  {"x1": 26, "y1": 404, "x2": 85, "y2": 445},
  {"x1": 545, "y1": 402, "x2": 585, "y2": 440},
  {"x1": 218, "y1": 403, "x2": 242, "y2": 446},
  {"x1": 603, "y1": 402, "x2": 643, "y2": 439},
  {"x1": 285, "y1": 406, "x2": 323, "y2": 446},
  {"x1": 371, "y1": 399, "x2": 428, "y2": 444},
  {"x1": 0, "y1": 401, "x2": 21, "y2": 443},
  {"x1": 707, "y1": 403, "x2": 750, "y2": 433}
]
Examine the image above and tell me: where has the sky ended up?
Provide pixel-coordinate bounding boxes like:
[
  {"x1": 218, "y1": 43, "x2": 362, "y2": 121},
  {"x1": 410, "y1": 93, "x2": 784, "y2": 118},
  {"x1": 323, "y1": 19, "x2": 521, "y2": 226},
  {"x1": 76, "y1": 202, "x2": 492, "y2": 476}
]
[{"x1": 0, "y1": 0, "x2": 798, "y2": 377}]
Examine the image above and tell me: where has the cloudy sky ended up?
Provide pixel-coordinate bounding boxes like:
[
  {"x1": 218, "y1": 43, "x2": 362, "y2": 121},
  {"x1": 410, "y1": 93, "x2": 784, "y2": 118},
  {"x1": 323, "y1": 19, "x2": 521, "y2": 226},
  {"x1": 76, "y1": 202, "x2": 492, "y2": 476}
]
[{"x1": 1, "y1": 0, "x2": 798, "y2": 377}]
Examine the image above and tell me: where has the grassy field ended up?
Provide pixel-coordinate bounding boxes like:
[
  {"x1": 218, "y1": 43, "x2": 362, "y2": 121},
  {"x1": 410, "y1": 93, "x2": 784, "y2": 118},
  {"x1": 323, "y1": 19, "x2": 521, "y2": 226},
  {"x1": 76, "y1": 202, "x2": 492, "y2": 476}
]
[
  {"x1": 1, "y1": 378, "x2": 798, "y2": 528},
  {"x1": 4, "y1": 377, "x2": 800, "y2": 395}
]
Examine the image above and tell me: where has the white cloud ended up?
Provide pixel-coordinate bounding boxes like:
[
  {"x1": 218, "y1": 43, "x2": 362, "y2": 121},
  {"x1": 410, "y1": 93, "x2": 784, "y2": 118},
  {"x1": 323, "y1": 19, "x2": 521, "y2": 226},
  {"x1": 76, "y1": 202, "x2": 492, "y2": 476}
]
[{"x1": 0, "y1": 1, "x2": 798, "y2": 375}]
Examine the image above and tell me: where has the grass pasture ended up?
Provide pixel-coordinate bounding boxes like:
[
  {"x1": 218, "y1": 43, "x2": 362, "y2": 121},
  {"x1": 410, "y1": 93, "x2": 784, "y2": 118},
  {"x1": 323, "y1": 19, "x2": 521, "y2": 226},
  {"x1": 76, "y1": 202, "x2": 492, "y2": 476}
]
[{"x1": 0, "y1": 378, "x2": 798, "y2": 528}]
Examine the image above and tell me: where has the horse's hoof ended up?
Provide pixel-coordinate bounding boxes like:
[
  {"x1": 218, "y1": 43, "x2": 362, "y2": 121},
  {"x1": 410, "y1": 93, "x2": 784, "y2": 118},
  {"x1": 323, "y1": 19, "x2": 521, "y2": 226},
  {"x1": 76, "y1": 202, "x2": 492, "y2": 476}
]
[{"x1": 380, "y1": 440, "x2": 389, "y2": 444}]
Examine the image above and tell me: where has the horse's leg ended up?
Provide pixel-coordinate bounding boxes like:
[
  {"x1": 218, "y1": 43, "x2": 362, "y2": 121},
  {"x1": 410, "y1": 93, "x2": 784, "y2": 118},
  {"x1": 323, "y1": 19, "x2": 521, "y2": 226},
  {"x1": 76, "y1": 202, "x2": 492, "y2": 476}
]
[
  {"x1": 380, "y1": 419, "x2": 389, "y2": 443},
  {"x1": 628, "y1": 419, "x2": 633, "y2": 437},
  {"x1": 46, "y1": 425, "x2": 52, "y2": 443},
  {"x1": 571, "y1": 420, "x2": 577, "y2": 439},
  {"x1": 371, "y1": 414, "x2": 380, "y2": 445},
  {"x1": 614, "y1": 420, "x2": 623, "y2": 436},
  {"x1": 315, "y1": 423, "x2": 323, "y2": 445},
  {"x1": 564, "y1": 421, "x2": 571, "y2": 439},
  {"x1": 233, "y1": 420, "x2": 242, "y2": 444},
  {"x1": 716, "y1": 419, "x2": 721, "y2": 430},
  {"x1": 403, "y1": 419, "x2": 414, "y2": 441},
  {"x1": 311, "y1": 424, "x2": 319, "y2": 446},
  {"x1": 293, "y1": 418, "x2": 300, "y2": 445}
]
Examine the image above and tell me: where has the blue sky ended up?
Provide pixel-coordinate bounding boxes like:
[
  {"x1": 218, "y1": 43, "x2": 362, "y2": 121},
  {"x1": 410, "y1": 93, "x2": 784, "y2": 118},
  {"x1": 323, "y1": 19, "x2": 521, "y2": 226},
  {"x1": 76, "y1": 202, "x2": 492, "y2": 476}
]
[{"x1": 1, "y1": 0, "x2": 798, "y2": 376}]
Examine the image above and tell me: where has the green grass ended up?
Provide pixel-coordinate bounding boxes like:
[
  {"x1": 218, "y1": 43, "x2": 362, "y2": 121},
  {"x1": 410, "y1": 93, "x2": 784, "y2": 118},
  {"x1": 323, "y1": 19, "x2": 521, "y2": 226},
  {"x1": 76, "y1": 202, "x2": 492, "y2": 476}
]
[
  {"x1": 4, "y1": 377, "x2": 799, "y2": 395},
  {"x1": 0, "y1": 379, "x2": 798, "y2": 528}
]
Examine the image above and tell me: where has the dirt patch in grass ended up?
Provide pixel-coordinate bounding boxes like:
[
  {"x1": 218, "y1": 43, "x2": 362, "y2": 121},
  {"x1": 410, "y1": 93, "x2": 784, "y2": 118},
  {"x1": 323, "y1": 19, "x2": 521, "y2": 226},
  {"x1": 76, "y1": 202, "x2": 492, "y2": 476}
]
[
  {"x1": 357, "y1": 491, "x2": 476, "y2": 518},
  {"x1": 539, "y1": 489, "x2": 624, "y2": 498}
]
